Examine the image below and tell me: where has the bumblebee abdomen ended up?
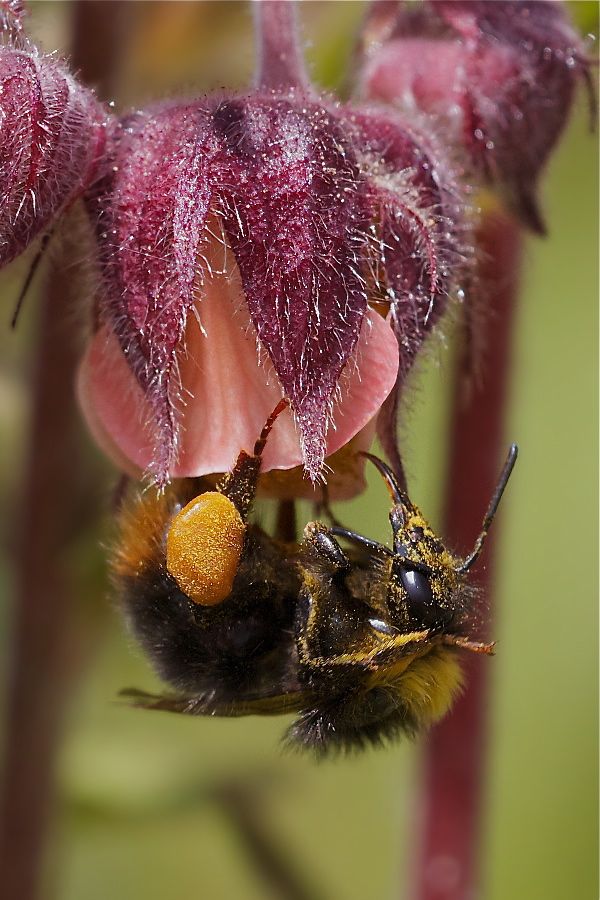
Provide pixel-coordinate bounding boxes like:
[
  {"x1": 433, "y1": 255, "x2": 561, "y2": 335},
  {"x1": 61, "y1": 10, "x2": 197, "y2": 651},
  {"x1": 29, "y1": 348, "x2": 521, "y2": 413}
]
[
  {"x1": 116, "y1": 493, "x2": 300, "y2": 699},
  {"x1": 120, "y1": 563, "x2": 294, "y2": 693}
]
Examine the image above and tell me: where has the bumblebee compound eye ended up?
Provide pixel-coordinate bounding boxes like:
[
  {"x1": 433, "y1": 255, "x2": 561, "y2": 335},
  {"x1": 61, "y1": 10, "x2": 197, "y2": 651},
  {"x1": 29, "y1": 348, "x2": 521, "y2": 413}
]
[
  {"x1": 400, "y1": 567, "x2": 435, "y2": 609},
  {"x1": 166, "y1": 492, "x2": 246, "y2": 605},
  {"x1": 397, "y1": 563, "x2": 452, "y2": 627}
]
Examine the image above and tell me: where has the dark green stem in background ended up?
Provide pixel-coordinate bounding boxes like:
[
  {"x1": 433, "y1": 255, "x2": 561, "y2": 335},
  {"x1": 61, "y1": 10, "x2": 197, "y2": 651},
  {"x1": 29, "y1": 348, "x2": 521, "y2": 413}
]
[
  {"x1": 0, "y1": 6, "x2": 126, "y2": 898},
  {"x1": 411, "y1": 212, "x2": 522, "y2": 900}
]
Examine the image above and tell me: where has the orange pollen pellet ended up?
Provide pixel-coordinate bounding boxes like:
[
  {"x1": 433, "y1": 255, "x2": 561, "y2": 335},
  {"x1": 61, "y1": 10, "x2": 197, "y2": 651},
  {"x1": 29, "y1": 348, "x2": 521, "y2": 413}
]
[{"x1": 166, "y1": 492, "x2": 246, "y2": 606}]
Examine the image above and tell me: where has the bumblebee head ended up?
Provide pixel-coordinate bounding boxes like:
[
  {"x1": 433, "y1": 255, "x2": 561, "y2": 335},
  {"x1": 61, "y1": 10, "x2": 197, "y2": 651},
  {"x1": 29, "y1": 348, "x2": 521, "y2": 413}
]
[
  {"x1": 362, "y1": 446, "x2": 518, "y2": 635},
  {"x1": 290, "y1": 446, "x2": 518, "y2": 753}
]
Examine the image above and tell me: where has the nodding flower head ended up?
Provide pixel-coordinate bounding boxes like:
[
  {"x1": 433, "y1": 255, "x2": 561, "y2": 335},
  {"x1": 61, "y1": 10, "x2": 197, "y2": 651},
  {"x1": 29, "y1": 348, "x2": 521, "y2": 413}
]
[
  {"x1": 79, "y1": 87, "x2": 465, "y2": 489},
  {"x1": 358, "y1": 0, "x2": 594, "y2": 234},
  {"x1": 0, "y1": 22, "x2": 108, "y2": 266},
  {"x1": 0, "y1": 1, "x2": 467, "y2": 495}
]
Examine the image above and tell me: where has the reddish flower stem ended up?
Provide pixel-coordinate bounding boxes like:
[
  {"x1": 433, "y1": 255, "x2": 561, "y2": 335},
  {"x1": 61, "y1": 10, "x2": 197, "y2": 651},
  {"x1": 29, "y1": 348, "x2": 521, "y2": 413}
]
[
  {"x1": 254, "y1": 0, "x2": 308, "y2": 91},
  {"x1": 0, "y1": 271, "x2": 85, "y2": 900},
  {"x1": 411, "y1": 211, "x2": 522, "y2": 900},
  {"x1": 0, "y1": 5, "x2": 125, "y2": 898}
]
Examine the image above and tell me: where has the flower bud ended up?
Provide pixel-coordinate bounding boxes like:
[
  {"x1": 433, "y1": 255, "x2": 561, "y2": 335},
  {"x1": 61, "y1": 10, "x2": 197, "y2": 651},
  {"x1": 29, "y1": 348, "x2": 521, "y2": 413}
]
[
  {"x1": 0, "y1": 43, "x2": 108, "y2": 266},
  {"x1": 359, "y1": 0, "x2": 593, "y2": 233}
]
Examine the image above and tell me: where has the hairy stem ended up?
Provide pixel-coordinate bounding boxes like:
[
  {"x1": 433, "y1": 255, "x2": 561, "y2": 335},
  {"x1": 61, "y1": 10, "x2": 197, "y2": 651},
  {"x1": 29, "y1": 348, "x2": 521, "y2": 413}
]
[
  {"x1": 411, "y1": 211, "x2": 522, "y2": 900},
  {"x1": 0, "y1": 5, "x2": 126, "y2": 898},
  {"x1": 254, "y1": 0, "x2": 308, "y2": 91}
]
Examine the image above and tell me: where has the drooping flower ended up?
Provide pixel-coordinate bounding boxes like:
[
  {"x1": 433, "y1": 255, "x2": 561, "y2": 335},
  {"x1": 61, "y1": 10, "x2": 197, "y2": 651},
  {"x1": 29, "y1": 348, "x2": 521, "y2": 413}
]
[
  {"x1": 0, "y1": 33, "x2": 108, "y2": 266},
  {"x1": 358, "y1": 0, "x2": 594, "y2": 234},
  {"x1": 0, "y1": 1, "x2": 467, "y2": 493},
  {"x1": 81, "y1": 83, "x2": 464, "y2": 486}
]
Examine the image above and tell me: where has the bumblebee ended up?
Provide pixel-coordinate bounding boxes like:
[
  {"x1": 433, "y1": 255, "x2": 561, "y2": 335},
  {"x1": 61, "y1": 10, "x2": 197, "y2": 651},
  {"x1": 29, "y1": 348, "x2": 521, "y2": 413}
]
[{"x1": 114, "y1": 400, "x2": 517, "y2": 754}]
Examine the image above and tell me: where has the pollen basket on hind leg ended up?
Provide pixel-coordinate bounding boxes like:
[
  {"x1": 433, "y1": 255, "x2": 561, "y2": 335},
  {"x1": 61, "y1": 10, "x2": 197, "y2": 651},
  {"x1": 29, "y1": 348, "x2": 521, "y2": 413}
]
[{"x1": 166, "y1": 492, "x2": 246, "y2": 606}]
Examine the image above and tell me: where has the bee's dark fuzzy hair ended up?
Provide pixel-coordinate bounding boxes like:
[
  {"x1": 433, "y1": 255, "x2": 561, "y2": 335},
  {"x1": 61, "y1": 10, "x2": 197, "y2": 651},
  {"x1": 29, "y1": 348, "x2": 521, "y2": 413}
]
[
  {"x1": 284, "y1": 689, "x2": 420, "y2": 757},
  {"x1": 284, "y1": 645, "x2": 465, "y2": 757}
]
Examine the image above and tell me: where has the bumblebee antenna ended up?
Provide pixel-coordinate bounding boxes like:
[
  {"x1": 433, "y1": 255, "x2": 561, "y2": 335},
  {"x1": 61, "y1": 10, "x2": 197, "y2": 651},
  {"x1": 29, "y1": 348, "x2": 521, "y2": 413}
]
[
  {"x1": 456, "y1": 444, "x2": 518, "y2": 575},
  {"x1": 360, "y1": 451, "x2": 406, "y2": 506}
]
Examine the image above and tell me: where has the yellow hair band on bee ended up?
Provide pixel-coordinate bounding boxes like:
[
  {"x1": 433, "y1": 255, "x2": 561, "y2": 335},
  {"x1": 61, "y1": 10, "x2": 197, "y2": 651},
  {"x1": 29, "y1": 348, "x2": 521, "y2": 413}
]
[{"x1": 166, "y1": 492, "x2": 245, "y2": 606}]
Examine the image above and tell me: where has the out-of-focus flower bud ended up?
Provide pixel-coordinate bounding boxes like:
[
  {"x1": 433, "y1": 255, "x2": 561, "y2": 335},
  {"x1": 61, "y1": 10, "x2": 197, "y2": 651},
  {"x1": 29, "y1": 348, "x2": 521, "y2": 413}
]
[
  {"x1": 82, "y1": 88, "x2": 464, "y2": 486},
  {"x1": 0, "y1": 42, "x2": 108, "y2": 266},
  {"x1": 359, "y1": 0, "x2": 594, "y2": 234},
  {"x1": 0, "y1": 0, "x2": 24, "y2": 36}
]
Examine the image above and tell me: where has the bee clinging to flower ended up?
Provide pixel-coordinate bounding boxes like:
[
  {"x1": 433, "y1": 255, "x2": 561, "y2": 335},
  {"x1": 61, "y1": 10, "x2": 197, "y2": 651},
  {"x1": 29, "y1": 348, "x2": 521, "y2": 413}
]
[
  {"x1": 117, "y1": 400, "x2": 517, "y2": 754},
  {"x1": 5, "y1": 0, "x2": 584, "y2": 756}
]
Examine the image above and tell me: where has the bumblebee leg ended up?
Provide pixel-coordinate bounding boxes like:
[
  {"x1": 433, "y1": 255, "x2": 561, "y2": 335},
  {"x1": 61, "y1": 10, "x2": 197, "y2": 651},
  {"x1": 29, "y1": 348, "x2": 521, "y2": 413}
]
[
  {"x1": 120, "y1": 687, "x2": 310, "y2": 717},
  {"x1": 313, "y1": 484, "x2": 392, "y2": 558},
  {"x1": 219, "y1": 398, "x2": 289, "y2": 519},
  {"x1": 302, "y1": 522, "x2": 350, "y2": 570},
  {"x1": 328, "y1": 526, "x2": 392, "y2": 558},
  {"x1": 314, "y1": 482, "x2": 344, "y2": 528}
]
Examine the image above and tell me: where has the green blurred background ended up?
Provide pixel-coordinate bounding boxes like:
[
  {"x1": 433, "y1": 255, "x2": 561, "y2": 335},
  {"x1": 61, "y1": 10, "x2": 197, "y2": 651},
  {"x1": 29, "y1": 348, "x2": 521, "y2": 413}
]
[{"x1": 0, "y1": 3, "x2": 597, "y2": 899}]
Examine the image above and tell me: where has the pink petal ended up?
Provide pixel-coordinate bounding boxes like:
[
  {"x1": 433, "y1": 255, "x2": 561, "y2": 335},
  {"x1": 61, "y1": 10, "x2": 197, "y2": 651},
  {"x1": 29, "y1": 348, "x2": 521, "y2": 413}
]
[{"x1": 78, "y1": 252, "x2": 398, "y2": 487}]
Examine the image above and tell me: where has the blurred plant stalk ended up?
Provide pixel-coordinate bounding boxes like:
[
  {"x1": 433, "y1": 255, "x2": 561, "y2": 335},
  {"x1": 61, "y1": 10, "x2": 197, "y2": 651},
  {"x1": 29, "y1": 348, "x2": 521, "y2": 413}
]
[
  {"x1": 411, "y1": 209, "x2": 522, "y2": 900},
  {"x1": 0, "y1": 5, "x2": 127, "y2": 898}
]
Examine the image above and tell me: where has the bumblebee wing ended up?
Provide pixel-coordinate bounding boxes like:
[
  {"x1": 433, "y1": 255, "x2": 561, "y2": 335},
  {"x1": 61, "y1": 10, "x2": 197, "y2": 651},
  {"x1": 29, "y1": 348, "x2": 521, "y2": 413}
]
[{"x1": 120, "y1": 687, "x2": 312, "y2": 718}]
